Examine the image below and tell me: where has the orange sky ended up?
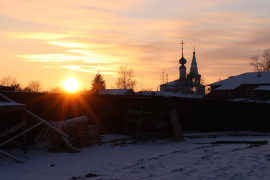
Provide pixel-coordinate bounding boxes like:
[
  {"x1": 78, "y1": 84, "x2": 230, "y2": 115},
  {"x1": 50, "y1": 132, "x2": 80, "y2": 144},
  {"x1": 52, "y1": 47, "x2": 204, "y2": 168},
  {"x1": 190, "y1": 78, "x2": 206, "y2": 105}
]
[{"x1": 1, "y1": 0, "x2": 270, "y2": 91}]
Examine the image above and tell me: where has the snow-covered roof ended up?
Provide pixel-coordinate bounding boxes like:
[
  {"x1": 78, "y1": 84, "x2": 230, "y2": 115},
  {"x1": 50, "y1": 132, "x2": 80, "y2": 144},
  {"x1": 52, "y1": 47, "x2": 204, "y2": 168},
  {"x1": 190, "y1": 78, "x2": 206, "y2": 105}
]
[
  {"x1": 99, "y1": 89, "x2": 134, "y2": 95},
  {"x1": 209, "y1": 72, "x2": 270, "y2": 90},
  {"x1": 254, "y1": 85, "x2": 270, "y2": 91},
  {"x1": 215, "y1": 84, "x2": 240, "y2": 90}
]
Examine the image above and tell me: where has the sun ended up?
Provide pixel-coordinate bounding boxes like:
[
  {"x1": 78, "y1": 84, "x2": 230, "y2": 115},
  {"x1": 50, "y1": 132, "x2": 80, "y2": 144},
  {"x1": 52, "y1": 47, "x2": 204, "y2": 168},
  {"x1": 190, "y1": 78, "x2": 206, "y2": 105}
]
[{"x1": 63, "y1": 78, "x2": 79, "y2": 92}]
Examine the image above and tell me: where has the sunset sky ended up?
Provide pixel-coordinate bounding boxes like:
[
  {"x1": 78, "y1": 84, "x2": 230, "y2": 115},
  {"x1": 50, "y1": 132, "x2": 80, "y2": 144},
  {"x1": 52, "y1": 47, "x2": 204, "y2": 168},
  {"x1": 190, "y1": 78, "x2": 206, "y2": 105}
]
[{"x1": 1, "y1": 0, "x2": 270, "y2": 91}]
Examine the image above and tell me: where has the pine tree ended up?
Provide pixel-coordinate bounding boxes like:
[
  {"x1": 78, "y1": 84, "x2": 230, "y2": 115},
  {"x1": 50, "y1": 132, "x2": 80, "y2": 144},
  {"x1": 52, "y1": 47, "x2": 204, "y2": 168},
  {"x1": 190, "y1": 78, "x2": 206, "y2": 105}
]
[{"x1": 90, "y1": 72, "x2": 106, "y2": 94}]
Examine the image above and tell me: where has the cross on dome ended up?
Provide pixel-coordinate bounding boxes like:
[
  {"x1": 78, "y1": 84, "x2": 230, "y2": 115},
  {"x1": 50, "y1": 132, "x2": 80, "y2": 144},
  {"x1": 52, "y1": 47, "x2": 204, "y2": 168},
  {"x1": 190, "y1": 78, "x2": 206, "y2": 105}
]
[
  {"x1": 179, "y1": 40, "x2": 187, "y2": 65},
  {"x1": 180, "y1": 40, "x2": 185, "y2": 57}
]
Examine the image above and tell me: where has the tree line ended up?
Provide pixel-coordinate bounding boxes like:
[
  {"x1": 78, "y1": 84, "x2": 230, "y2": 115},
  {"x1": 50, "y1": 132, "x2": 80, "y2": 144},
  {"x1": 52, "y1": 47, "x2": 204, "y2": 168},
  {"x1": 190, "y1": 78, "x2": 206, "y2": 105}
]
[
  {"x1": 0, "y1": 65, "x2": 137, "y2": 94},
  {"x1": 91, "y1": 48, "x2": 270, "y2": 94},
  {"x1": 89, "y1": 65, "x2": 136, "y2": 94},
  {"x1": 0, "y1": 75, "x2": 41, "y2": 92},
  {"x1": 2, "y1": 48, "x2": 268, "y2": 94}
]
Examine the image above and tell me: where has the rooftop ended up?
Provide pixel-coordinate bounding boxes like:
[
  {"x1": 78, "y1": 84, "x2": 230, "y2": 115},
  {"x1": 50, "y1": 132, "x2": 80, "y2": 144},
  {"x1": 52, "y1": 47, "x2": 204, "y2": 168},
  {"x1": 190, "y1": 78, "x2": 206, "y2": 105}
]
[
  {"x1": 254, "y1": 85, "x2": 270, "y2": 91},
  {"x1": 209, "y1": 72, "x2": 270, "y2": 90}
]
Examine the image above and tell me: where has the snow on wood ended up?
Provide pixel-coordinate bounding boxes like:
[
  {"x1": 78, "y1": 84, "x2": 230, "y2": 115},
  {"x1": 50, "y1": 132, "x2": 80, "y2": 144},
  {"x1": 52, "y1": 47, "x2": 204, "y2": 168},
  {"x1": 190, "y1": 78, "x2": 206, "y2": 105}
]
[{"x1": 0, "y1": 101, "x2": 25, "y2": 107}]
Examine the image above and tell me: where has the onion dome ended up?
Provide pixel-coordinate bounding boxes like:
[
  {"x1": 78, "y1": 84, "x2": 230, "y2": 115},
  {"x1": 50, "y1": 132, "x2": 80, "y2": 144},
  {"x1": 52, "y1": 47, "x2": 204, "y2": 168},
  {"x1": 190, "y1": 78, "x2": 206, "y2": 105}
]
[{"x1": 179, "y1": 56, "x2": 187, "y2": 65}]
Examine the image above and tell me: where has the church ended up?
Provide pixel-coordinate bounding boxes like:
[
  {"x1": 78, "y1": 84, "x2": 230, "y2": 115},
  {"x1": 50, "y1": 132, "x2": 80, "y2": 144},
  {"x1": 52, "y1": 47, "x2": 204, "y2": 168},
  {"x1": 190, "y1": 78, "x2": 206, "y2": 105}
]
[{"x1": 160, "y1": 41, "x2": 205, "y2": 95}]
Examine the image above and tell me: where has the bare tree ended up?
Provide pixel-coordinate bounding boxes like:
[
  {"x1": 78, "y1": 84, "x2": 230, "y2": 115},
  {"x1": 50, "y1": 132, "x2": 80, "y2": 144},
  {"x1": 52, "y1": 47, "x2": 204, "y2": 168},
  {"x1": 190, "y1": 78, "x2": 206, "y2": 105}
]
[
  {"x1": 250, "y1": 55, "x2": 262, "y2": 72},
  {"x1": 24, "y1": 81, "x2": 42, "y2": 92},
  {"x1": 250, "y1": 49, "x2": 270, "y2": 72},
  {"x1": 160, "y1": 69, "x2": 165, "y2": 84},
  {"x1": 200, "y1": 76, "x2": 207, "y2": 86},
  {"x1": 0, "y1": 75, "x2": 22, "y2": 91},
  {"x1": 262, "y1": 49, "x2": 270, "y2": 71},
  {"x1": 116, "y1": 65, "x2": 137, "y2": 89}
]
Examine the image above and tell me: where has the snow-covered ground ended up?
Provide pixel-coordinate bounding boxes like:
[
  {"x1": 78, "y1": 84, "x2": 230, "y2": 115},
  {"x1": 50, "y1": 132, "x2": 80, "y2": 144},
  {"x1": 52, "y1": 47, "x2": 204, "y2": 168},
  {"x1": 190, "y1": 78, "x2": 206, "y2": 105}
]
[{"x1": 1, "y1": 132, "x2": 270, "y2": 180}]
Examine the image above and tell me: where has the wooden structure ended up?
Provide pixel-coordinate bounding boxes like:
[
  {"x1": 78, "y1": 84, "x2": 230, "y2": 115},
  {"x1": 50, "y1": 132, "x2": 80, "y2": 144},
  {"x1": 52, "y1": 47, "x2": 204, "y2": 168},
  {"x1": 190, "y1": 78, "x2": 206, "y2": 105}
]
[
  {"x1": 0, "y1": 101, "x2": 27, "y2": 163},
  {"x1": 169, "y1": 110, "x2": 184, "y2": 141},
  {"x1": 1, "y1": 91, "x2": 269, "y2": 135},
  {"x1": 0, "y1": 93, "x2": 81, "y2": 163}
]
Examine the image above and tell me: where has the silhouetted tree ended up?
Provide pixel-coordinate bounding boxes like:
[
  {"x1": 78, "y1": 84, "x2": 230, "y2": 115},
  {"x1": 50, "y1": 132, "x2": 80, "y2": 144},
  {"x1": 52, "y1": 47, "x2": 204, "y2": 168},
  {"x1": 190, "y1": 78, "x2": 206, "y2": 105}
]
[
  {"x1": 250, "y1": 49, "x2": 270, "y2": 72},
  {"x1": 200, "y1": 76, "x2": 207, "y2": 86},
  {"x1": 160, "y1": 69, "x2": 165, "y2": 84},
  {"x1": 49, "y1": 87, "x2": 64, "y2": 93},
  {"x1": 0, "y1": 75, "x2": 22, "y2": 91},
  {"x1": 23, "y1": 81, "x2": 42, "y2": 92},
  {"x1": 116, "y1": 65, "x2": 136, "y2": 89},
  {"x1": 90, "y1": 72, "x2": 106, "y2": 94}
]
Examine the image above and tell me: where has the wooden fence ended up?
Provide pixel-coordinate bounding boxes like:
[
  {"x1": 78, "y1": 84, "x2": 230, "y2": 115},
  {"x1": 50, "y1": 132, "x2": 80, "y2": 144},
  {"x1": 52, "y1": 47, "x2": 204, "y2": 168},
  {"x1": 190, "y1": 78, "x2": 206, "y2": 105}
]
[{"x1": 1, "y1": 92, "x2": 270, "y2": 136}]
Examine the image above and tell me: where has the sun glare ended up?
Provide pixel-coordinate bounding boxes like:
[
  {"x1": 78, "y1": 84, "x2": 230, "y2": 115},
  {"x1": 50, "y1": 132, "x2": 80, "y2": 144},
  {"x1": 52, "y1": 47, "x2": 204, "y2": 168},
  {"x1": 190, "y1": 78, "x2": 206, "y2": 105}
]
[{"x1": 63, "y1": 78, "x2": 79, "y2": 92}]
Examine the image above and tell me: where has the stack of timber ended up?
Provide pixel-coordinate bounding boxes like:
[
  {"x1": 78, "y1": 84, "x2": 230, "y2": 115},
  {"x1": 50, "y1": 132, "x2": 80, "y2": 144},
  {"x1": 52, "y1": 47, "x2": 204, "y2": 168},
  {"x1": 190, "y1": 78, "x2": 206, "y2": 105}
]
[
  {"x1": 49, "y1": 116, "x2": 101, "y2": 152},
  {"x1": 0, "y1": 93, "x2": 81, "y2": 161}
]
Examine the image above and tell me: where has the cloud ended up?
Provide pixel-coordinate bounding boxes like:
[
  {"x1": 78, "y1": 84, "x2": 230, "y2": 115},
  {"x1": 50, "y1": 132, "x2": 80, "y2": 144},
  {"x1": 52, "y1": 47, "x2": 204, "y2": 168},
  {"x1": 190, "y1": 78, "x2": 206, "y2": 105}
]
[
  {"x1": 4, "y1": 32, "x2": 75, "y2": 40},
  {"x1": 60, "y1": 65, "x2": 116, "y2": 75},
  {"x1": 1, "y1": 0, "x2": 270, "y2": 89}
]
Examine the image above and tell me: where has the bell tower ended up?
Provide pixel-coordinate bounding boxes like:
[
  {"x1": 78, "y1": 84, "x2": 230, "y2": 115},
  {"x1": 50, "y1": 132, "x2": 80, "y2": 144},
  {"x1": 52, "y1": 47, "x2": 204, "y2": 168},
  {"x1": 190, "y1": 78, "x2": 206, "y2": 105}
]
[{"x1": 188, "y1": 47, "x2": 201, "y2": 84}]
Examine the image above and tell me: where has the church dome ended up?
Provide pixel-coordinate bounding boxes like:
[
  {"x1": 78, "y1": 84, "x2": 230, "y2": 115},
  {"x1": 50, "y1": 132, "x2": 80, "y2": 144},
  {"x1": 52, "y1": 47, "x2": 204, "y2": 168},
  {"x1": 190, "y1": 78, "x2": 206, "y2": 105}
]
[{"x1": 179, "y1": 56, "x2": 187, "y2": 65}]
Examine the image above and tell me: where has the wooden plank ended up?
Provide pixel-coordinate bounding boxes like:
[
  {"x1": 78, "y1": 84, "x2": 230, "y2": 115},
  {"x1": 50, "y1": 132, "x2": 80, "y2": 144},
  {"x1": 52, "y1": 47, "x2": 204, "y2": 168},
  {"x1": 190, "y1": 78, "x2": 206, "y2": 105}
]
[
  {"x1": 58, "y1": 116, "x2": 87, "y2": 127},
  {"x1": 0, "y1": 150, "x2": 24, "y2": 163},
  {"x1": 169, "y1": 110, "x2": 184, "y2": 141},
  {"x1": 26, "y1": 110, "x2": 69, "y2": 138},
  {"x1": 0, "y1": 121, "x2": 26, "y2": 138},
  {"x1": 0, "y1": 121, "x2": 43, "y2": 147}
]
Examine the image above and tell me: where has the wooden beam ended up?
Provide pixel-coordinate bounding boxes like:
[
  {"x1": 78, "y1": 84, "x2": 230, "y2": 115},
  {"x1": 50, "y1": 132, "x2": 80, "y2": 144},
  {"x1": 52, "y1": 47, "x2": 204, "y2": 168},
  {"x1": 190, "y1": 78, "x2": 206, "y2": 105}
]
[{"x1": 169, "y1": 110, "x2": 185, "y2": 141}]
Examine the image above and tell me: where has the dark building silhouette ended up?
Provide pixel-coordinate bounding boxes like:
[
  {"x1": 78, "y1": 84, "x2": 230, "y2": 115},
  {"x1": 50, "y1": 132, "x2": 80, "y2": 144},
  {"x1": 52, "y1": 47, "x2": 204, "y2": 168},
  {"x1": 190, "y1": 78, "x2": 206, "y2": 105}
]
[
  {"x1": 205, "y1": 71, "x2": 270, "y2": 101},
  {"x1": 160, "y1": 41, "x2": 205, "y2": 95}
]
